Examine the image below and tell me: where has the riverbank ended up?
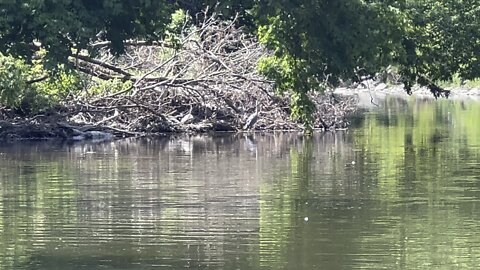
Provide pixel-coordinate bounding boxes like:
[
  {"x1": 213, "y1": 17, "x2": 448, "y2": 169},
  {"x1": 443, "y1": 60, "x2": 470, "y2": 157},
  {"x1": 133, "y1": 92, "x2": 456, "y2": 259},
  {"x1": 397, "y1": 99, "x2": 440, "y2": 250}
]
[
  {"x1": 2, "y1": 10, "x2": 478, "y2": 142},
  {"x1": 0, "y1": 90, "x2": 357, "y2": 141},
  {"x1": 3, "y1": 83, "x2": 480, "y2": 141}
]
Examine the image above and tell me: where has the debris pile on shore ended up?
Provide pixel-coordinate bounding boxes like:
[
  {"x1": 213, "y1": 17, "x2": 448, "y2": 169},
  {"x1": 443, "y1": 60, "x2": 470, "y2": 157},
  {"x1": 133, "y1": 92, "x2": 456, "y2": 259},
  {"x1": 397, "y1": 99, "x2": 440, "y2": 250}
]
[{"x1": 0, "y1": 13, "x2": 357, "y2": 141}]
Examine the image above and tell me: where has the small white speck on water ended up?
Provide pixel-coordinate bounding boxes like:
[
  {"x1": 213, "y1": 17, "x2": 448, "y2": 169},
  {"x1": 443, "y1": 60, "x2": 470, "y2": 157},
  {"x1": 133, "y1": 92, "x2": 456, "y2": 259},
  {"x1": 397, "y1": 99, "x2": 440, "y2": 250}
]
[
  {"x1": 351, "y1": 161, "x2": 356, "y2": 165},
  {"x1": 304, "y1": 217, "x2": 309, "y2": 222}
]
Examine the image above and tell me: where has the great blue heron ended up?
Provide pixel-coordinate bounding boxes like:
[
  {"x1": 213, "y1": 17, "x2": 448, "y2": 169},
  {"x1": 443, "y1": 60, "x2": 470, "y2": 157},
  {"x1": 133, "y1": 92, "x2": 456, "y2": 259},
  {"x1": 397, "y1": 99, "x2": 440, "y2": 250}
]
[{"x1": 243, "y1": 101, "x2": 259, "y2": 130}]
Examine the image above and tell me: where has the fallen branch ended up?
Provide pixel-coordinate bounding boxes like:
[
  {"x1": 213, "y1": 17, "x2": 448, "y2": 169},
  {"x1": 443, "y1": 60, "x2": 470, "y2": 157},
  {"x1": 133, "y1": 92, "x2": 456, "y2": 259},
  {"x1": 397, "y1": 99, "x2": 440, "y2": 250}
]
[{"x1": 26, "y1": 75, "x2": 49, "y2": 84}]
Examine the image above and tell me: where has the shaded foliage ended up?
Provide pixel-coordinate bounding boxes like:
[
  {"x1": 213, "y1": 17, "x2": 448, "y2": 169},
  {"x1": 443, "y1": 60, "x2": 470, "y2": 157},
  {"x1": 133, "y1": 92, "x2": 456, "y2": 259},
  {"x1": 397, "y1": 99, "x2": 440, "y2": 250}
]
[
  {"x1": 0, "y1": 0, "x2": 173, "y2": 65},
  {"x1": 250, "y1": 0, "x2": 478, "y2": 128},
  {"x1": 0, "y1": 53, "x2": 80, "y2": 113},
  {"x1": 253, "y1": 1, "x2": 407, "y2": 127},
  {"x1": 400, "y1": 0, "x2": 480, "y2": 94}
]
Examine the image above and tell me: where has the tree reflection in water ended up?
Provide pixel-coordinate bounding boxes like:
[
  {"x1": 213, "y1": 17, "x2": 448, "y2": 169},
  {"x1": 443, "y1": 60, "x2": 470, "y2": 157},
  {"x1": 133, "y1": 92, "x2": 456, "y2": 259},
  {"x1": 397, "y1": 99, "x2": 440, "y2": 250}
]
[{"x1": 0, "y1": 97, "x2": 479, "y2": 269}]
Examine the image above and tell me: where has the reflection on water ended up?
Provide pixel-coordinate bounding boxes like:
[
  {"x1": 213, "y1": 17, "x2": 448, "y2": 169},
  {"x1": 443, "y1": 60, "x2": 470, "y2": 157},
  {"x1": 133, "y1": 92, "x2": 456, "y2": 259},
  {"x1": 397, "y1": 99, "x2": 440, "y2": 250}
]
[{"x1": 0, "y1": 97, "x2": 479, "y2": 269}]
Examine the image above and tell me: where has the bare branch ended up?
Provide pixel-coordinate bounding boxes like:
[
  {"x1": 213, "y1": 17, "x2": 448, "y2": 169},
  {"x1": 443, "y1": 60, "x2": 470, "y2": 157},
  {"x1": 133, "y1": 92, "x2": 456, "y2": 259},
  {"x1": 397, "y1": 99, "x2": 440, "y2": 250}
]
[{"x1": 58, "y1": 10, "x2": 355, "y2": 135}]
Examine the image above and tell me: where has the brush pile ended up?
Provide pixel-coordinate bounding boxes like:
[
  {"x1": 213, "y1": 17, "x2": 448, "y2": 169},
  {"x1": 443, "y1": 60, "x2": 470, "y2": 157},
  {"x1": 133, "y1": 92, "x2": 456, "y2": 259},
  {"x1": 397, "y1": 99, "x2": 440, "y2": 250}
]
[{"x1": 0, "y1": 12, "x2": 357, "y2": 140}]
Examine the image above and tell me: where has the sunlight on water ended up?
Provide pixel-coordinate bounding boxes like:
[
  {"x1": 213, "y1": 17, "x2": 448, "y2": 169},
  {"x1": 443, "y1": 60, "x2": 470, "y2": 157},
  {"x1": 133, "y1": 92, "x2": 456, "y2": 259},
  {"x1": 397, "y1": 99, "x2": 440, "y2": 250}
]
[{"x1": 0, "y1": 97, "x2": 479, "y2": 269}]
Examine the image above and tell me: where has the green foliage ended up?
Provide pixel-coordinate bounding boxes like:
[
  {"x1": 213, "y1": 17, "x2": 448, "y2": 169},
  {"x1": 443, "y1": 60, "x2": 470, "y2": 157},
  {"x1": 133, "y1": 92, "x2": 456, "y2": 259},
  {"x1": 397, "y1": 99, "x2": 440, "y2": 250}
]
[
  {"x1": 0, "y1": 54, "x2": 28, "y2": 106},
  {"x1": 438, "y1": 74, "x2": 480, "y2": 89},
  {"x1": 30, "y1": 70, "x2": 81, "y2": 112},
  {"x1": 253, "y1": 0, "x2": 479, "y2": 128},
  {"x1": 256, "y1": 1, "x2": 406, "y2": 83},
  {"x1": 0, "y1": 0, "x2": 173, "y2": 64},
  {"x1": 0, "y1": 53, "x2": 81, "y2": 113},
  {"x1": 164, "y1": 9, "x2": 191, "y2": 49},
  {"x1": 0, "y1": 0, "x2": 175, "y2": 113},
  {"x1": 254, "y1": 1, "x2": 407, "y2": 131},
  {"x1": 400, "y1": 0, "x2": 480, "y2": 91},
  {"x1": 258, "y1": 55, "x2": 321, "y2": 130},
  {"x1": 87, "y1": 78, "x2": 132, "y2": 96}
]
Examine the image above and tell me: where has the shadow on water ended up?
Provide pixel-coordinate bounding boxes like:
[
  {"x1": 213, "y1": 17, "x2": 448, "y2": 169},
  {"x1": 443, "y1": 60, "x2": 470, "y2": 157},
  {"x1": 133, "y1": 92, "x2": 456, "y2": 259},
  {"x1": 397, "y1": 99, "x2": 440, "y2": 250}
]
[{"x1": 0, "y1": 97, "x2": 479, "y2": 269}]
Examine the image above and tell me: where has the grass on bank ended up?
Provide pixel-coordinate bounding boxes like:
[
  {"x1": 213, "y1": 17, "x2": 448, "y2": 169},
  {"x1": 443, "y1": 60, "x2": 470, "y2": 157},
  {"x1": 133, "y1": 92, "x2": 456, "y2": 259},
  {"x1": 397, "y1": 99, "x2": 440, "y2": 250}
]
[{"x1": 439, "y1": 74, "x2": 480, "y2": 90}]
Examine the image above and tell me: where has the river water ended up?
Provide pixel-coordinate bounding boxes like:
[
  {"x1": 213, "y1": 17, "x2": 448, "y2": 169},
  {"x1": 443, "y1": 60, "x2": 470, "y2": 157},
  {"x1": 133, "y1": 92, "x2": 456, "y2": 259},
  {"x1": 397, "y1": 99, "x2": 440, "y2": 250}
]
[{"x1": 0, "y1": 97, "x2": 479, "y2": 269}]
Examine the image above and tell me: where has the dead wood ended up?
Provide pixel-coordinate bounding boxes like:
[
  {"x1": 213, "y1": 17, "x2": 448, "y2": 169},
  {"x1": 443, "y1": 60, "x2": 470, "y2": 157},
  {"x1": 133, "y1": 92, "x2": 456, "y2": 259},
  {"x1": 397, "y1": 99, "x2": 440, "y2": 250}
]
[{"x1": 1, "y1": 11, "x2": 357, "y2": 140}]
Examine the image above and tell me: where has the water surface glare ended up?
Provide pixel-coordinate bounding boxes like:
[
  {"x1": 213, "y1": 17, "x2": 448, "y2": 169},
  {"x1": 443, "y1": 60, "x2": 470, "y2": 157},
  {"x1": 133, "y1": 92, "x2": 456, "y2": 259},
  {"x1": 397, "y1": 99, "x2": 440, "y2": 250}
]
[{"x1": 0, "y1": 97, "x2": 479, "y2": 269}]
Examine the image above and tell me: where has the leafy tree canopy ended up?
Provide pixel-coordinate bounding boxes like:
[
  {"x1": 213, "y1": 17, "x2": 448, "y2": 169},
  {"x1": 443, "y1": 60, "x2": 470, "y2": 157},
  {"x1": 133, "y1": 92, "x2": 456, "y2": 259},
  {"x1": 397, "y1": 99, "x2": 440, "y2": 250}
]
[
  {"x1": 0, "y1": 0, "x2": 172, "y2": 65},
  {"x1": 400, "y1": 0, "x2": 480, "y2": 94},
  {"x1": 253, "y1": 0, "x2": 409, "y2": 124},
  {"x1": 248, "y1": 0, "x2": 478, "y2": 126}
]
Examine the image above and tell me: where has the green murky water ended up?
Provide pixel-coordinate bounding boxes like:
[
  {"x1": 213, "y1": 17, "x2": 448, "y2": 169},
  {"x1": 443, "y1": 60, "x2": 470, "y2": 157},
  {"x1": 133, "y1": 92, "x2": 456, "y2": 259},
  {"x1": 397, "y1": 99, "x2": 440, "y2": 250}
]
[{"x1": 0, "y1": 97, "x2": 479, "y2": 269}]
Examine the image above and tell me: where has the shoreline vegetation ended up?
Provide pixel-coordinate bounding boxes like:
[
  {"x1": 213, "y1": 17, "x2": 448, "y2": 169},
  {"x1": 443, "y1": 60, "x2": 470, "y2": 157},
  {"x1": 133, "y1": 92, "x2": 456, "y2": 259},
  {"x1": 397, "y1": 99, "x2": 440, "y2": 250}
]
[
  {"x1": 0, "y1": 9, "x2": 479, "y2": 142},
  {"x1": 2, "y1": 84, "x2": 478, "y2": 142},
  {"x1": 1, "y1": 13, "x2": 359, "y2": 141},
  {"x1": 1, "y1": 79, "x2": 479, "y2": 142}
]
